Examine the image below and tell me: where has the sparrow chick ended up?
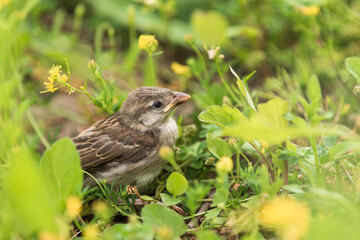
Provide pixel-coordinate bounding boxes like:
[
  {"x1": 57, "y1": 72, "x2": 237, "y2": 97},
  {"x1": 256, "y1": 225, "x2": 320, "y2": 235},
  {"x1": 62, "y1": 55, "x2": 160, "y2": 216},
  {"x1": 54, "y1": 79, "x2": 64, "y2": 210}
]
[{"x1": 73, "y1": 87, "x2": 190, "y2": 188}]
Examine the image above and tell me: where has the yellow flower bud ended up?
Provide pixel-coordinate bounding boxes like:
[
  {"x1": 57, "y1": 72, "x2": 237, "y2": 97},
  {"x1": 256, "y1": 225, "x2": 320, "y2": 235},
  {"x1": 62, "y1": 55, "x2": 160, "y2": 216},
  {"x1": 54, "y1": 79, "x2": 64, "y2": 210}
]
[
  {"x1": 159, "y1": 146, "x2": 174, "y2": 162},
  {"x1": 83, "y1": 224, "x2": 99, "y2": 240},
  {"x1": 216, "y1": 156, "x2": 233, "y2": 173},
  {"x1": 170, "y1": 62, "x2": 191, "y2": 77},
  {"x1": 184, "y1": 34, "x2": 194, "y2": 45},
  {"x1": 66, "y1": 196, "x2": 82, "y2": 219},
  {"x1": 138, "y1": 34, "x2": 158, "y2": 53}
]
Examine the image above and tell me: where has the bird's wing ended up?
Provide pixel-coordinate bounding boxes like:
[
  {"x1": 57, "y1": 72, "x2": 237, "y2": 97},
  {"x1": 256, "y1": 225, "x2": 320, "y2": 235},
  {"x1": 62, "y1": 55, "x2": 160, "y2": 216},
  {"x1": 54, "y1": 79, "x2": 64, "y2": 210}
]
[{"x1": 73, "y1": 121, "x2": 158, "y2": 171}]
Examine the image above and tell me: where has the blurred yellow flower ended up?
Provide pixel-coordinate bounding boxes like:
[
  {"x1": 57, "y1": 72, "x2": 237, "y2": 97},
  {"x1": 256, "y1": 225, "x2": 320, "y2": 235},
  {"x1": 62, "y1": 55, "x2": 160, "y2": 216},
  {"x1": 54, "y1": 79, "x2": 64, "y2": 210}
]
[
  {"x1": 155, "y1": 225, "x2": 174, "y2": 240},
  {"x1": 0, "y1": 0, "x2": 11, "y2": 11},
  {"x1": 216, "y1": 156, "x2": 233, "y2": 173},
  {"x1": 299, "y1": 5, "x2": 320, "y2": 16},
  {"x1": 138, "y1": 34, "x2": 158, "y2": 53},
  {"x1": 84, "y1": 224, "x2": 99, "y2": 240},
  {"x1": 171, "y1": 62, "x2": 191, "y2": 77},
  {"x1": 66, "y1": 196, "x2": 82, "y2": 219},
  {"x1": 260, "y1": 140, "x2": 269, "y2": 153},
  {"x1": 159, "y1": 145, "x2": 174, "y2": 161},
  {"x1": 38, "y1": 231, "x2": 65, "y2": 240},
  {"x1": 258, "y1": 197, "x2": 310, "y2": 240}
]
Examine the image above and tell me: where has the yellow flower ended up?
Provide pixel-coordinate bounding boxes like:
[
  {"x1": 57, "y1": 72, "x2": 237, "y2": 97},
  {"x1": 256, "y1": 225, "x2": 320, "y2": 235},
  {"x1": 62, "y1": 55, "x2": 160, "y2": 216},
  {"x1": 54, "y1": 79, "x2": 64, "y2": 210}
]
[
  {"x1": 260, "y1": 140, "x2": 269, "y2": 153},
  {"x1": 49, "y1": 65, "x2": 62, "y2": 77},
  {"x1": 138, "y1": 34, "x2": 158, "y2": 53},
  {"x1": 258, "y1": 197, "x2": 310, "y2": 240},
  {"x1": 60, "y1": 74, "x2": 68, "y2": 82},
  {"x1": 216, "y1": 156, "x2": 233, "y2": 173},
  {"x1": 299, "y1": 5, "x2": 320, "y2": 16},
  {"x1": 171, "y1": 62, "x2": 191, "y2": 77},
  {"x1": 83, "y1": 224, "x2": 99, "y2": 240},
  {"x1": 66, "y1": 196, "x2": 82, "y2": 219}
]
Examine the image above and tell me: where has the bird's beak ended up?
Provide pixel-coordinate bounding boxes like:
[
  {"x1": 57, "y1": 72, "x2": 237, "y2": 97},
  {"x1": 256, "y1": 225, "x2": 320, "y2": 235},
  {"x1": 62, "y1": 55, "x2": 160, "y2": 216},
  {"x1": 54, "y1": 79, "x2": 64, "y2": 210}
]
[{"x1": 163, "y1": 91, "x2": 191, "y2": 113}]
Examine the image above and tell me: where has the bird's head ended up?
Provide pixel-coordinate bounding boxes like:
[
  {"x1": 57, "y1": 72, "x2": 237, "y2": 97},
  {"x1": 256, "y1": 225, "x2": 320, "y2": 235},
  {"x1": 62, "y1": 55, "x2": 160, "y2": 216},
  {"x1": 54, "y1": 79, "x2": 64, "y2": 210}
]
[{"x1": 119, "y1": 87, "x2": 191, "y2": 130}]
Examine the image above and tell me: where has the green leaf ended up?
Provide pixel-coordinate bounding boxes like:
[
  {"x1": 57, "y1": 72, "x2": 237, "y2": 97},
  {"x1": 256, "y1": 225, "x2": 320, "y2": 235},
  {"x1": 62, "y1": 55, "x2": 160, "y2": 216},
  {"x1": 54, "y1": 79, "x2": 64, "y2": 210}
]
[
  {"x1": 191, "y1": 10, "x2": 228, "y2": 44},
  {"x1": 160, "y1": 193, "x2": 182, "y2": 206},
  {"x1": 40, "y1": 137, "x2": 83, "y2": 208},
  {"x1": 198, "y1": 104, "x2": 246, "y2": 128},
  {"x1": 197, "y1": 230, "x2": 222, "y2": 240},
  {"x1": 322, "y1": 141, "x2": 359, "y2": 163},
  {"x1": 230, "y1": 67, "x2": 257, "y2": 112},
  {"x1": 346, "y1": 57, "x2": 360, "y2": 81},
  {"x1": 205, "y1": 208, "x2": 222, "y2": 220},
  {"x1": 206, "y1": 133, "x2": 232, "y2": 159},
  {"x1": 141, "y1": 204, "x2": 187, "y2": 237},
  {"x1": 286, "y1": 139, "x2": 297, "y2": 152},
  {"x1": 323, "y1": 135, "x2": 337, "y2": 149},
  {"x1": 212, "y1": 175, "x2": 230, "y2": 207},
  {"x1": 257, "y1": 97, "x2": 290, "y2": 128},
  {"x1": 166, "y1": 172, "x2": 189, "y2": 197},
  {"x1": 307, "y1": 74, "x2": 322, "y2": 107},
  {"x1": 4, "y1": 148, "x2": 57, "y2": 235}
]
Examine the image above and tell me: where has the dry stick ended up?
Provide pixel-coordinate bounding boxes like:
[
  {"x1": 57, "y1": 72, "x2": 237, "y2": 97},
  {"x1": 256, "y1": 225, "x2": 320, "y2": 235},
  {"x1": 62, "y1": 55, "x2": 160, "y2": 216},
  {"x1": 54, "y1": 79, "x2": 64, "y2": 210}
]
[
  {"x1": 284, "y1": 160, "x2": 288, "y2": 185},
  {"x1": 250, "y1": 142, "x2": 276, "y2": 182},
  {"x1": 187, "y1": 189, "x2": 216, "y2": 229}
]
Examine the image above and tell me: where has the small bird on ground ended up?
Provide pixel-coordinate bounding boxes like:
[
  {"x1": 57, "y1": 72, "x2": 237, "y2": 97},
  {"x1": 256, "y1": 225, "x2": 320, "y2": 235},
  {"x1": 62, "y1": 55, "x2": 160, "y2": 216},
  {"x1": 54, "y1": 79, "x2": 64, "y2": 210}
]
[{"x1": 72, "y1": 87, "x2": 191, "y2": 189}]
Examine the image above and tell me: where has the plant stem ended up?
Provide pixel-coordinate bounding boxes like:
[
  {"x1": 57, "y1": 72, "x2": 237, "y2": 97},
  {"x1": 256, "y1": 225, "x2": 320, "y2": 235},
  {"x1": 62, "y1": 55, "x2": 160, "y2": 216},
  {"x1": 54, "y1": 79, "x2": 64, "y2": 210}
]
[
  {"x1": 250, "y1": 142, "x2": 275, "y2": 182},
  {"x1": 215, "y1": 58, "x2": 242, "y2": 105}
]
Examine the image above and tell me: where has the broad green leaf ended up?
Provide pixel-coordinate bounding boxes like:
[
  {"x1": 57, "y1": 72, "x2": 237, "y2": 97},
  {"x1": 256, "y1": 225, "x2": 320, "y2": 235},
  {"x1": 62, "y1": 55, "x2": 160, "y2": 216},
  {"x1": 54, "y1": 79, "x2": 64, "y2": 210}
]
[
  {"x1": 205, "y1": 207, "x2": 222, "y2": 220},
  {"x1": 104, "y1": 223, "x2": 153, "y2": 240},
  {"x1": 160, "y1": 193, "x2": 181, "y2": 206},
  {"x1": 230, "y1": 66, "x2": 257, "y2": 112},
  {"x1": 141, "y1": 204, "x2": 187, "y2": 237},
  {"x1": 206, "y1": 133, "x2": 232, "y2": 159},
  {"x1": 198, "y1": 104, "x2": 246, "y2": 128},
  {"x1": 282, "y1": 184, "x2": 304, "y2": 194},
  {"x1": 286, "y1": 139, "x2": 297, "y2": 152},
  {"x1": 346, "y1": 57, "x2": 360, "y2": 81},
  {"x1": 307, "y1": 74, "x2": 322, "y2": 107},
  {"x1": 257, "y1": 97, "x2": 290, "y2": 128},
  {"x1": 191, "y1": 10, "x2": 228, "y2": 44},
  {"x1": 40, "y1": 137, "x2": 83, "y2": 208},
  {"x1": 323, "y1": 135, "x2": 337, "y2": 149},
  {"x1": 4, "y1": 148, "x2": 57, "y2": 235},
  {"x1": 166, "y1": 172, "x2": 189, "y2": 197}
]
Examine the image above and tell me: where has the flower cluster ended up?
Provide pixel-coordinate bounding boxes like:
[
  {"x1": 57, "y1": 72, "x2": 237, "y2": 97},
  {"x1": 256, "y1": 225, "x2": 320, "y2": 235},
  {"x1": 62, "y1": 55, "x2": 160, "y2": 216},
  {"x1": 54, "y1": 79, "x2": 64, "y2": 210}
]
[
  {"x1": 43, "y1": 65, "x2": 68, "y2": 93},
  {"x1": 204, "y1": 44, "x2": 224, "y2": 60},
  {"x1": 138, "y1": 34, "x2": 158, "y2": 53}
]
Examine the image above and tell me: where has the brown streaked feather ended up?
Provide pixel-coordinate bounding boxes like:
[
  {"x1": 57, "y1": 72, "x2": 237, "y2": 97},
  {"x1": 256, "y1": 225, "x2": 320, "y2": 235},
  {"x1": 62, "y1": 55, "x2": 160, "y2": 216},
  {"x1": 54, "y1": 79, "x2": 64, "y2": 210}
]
[{"x1": 73, "y1": 115, "x2": 159, "y2": 170}]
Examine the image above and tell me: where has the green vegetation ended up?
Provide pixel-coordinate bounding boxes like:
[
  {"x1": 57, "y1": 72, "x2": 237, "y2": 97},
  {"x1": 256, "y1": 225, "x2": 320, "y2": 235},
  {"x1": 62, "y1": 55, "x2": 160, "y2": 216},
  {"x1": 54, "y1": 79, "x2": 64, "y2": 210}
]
[{"x1": 1, "y1": 0, "x2": 360, "y2": 239}]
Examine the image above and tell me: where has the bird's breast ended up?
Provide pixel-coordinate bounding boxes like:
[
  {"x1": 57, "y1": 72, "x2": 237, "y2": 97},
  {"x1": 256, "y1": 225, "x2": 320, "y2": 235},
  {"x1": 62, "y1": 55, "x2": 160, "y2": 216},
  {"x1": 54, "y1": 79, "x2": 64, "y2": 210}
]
[{"x1": 159, "y1": 117, "x2": 179, "y2": 146}]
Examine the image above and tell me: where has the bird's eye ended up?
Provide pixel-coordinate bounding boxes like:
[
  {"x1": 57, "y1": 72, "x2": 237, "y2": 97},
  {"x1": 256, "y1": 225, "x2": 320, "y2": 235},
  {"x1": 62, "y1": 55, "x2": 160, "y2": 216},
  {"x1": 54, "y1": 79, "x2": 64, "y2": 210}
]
[{"x1": 153, "y1": 101, "x2": 162, "y2": 108}]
